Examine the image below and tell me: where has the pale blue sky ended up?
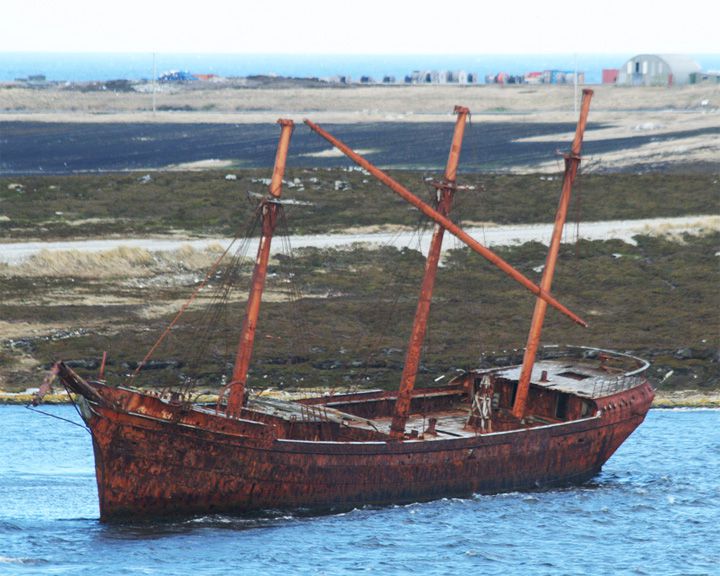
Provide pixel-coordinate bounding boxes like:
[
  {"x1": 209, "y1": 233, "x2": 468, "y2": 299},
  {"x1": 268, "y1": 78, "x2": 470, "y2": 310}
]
[{"x1": 1, "y1": 0, "x2": 716, "y2": 54}]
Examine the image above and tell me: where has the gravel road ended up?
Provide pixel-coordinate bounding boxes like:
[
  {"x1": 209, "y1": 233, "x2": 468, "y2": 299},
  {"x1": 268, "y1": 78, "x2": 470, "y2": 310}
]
[{"x1": 1, "y1": 215, "x2": 715, "y2": 265}]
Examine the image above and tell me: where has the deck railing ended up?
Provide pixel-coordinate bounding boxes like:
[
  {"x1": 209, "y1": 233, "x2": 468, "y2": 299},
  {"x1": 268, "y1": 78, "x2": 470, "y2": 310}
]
[{"x1": 590, "y1": 375, "x2": 647, "y2": 398}]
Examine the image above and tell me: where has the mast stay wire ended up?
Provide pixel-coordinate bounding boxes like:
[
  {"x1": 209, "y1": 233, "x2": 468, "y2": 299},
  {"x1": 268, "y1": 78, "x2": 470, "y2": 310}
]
[
  {"x1": 129, "y1": 203, "x2": 263, "y2": 396},
  {"x1": 349, "y1": 178, "x2": 441, "y2": 392},
  {"x1": 178, "y1": 205, "x2": 264, "y2": 396},
  {"x1": 275, "y1": 205, "x2": 313, "y2": 387}
]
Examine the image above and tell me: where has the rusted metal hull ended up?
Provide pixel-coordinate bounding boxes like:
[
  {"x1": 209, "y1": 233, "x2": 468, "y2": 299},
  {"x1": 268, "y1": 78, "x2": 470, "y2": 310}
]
[
  {"x1": 38, "y1": 106, "x2": 657, "y2": 523},
  {"x1": 76, "y1": 378, "x2": 654, "y2": 521}
]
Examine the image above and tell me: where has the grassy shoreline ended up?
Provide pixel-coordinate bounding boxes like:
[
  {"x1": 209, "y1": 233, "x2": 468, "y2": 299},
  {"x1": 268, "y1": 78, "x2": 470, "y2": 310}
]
[
  {"x1": 3, "y1": 390, "x2": 719, "y2": 409},
  {"x1": 1, "y1": 234, "x2": 718, "y2": 395}
]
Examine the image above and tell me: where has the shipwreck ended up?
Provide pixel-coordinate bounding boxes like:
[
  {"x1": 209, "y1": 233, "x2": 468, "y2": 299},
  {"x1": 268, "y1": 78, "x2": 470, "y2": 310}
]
[{"x1": 36, "y1": 89, "x2": 655, "y2": 520}]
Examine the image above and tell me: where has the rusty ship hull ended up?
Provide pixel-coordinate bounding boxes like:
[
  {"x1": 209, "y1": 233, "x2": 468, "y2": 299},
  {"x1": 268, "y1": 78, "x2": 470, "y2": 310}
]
[
  {"x1": 42, "y1": 93, "x2": 658, "y2": 522},
  {"x1": 61, "y1": 349, "x2": 654, "y2": 520}
]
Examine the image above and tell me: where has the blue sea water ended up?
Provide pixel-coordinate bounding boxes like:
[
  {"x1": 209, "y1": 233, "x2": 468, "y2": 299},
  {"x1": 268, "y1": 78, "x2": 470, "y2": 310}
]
[
  {"x1": 1, "y1": 52, "x2": 719, "y2": 85},
  {"x1": 0, "y1": 405, "x2": 718, "y2": 575}
]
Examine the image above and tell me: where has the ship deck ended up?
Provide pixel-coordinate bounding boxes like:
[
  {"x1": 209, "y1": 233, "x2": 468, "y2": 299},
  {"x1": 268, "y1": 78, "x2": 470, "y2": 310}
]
[
  {"x1": 353, "y1": 407, "x2": 566, "y2": 440},
  {"x1": 493, "y1": 358, "x2": 647, "y2": 399},
  {"x1": 220, "y1": 350, "x2": 650, "y2": 442},
  {"x1": 370, "y1": 409, "x2": 477, "y2": 439}
]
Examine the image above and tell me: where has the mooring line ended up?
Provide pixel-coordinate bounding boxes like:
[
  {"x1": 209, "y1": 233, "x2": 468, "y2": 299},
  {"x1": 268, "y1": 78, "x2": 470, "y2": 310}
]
[{"x1": 24, "y1": 404, "x2": 89, "y2": 432}]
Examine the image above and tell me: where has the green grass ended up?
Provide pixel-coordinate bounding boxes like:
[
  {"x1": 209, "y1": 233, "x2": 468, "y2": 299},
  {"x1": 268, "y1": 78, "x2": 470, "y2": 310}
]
[
  {"x1": 1, "y1": 169, "x2": 717, "y2": 393},
  {"x1": 0, "y1": 171, "x2": 717, "y2": 239},
  {"x1": 2, "y1": 233, "x2": 717, "y2": 394}
]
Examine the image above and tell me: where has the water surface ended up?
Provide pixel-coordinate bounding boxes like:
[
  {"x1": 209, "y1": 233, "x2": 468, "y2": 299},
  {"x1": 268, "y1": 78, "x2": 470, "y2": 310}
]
[{"x1": 1, "y1": 406, "x2": 718, "y2": 575}]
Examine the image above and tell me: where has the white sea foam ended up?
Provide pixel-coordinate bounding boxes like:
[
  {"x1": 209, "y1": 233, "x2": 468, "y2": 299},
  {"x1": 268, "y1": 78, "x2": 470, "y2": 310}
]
[{"x1": 0, "y1": 555, "x2": 44, "y2": 564}]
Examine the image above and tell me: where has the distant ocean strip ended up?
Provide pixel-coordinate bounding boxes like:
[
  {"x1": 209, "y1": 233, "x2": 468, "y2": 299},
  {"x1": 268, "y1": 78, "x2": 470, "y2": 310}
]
[{"x1": 2, "y1": 52, "x2": 718, "y2": 84}]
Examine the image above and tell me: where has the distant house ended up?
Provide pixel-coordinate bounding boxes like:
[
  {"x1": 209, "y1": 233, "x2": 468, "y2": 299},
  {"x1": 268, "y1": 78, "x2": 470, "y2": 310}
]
[
  {"x1": 602, "y1": 69, "x2": 619, "y2": 84},
  {"x1": 487, "y1": 72, "x2": 524, "y2": 85},
  {"x1": 543, "y1": 70, "x2": 584, "y2": 85},
  {"x1": 689, "y1": 71, "x2": 720, "y2": 84},
  {"x1": 447, "y1": 70, "x2": 468, "y2": 84},
  {"x1": 405, "y1": 71, "x2": 427, "y2": 84},
  {"x1": 485, "y1": 69, "x2": 582, "y2": 86},
  {"x1": 158, "y1": 70, "x2": 197, "y2": 83},
  {"x1": 617, "y1": 54, "x2": 701, "y2": 86},
  {"x1": 430, "y1": 70, "x2": 448, "y2": 84},
  {"x1": 407, "y1": 69, "x2": 477, "y2": 85},
  {"x1": 541, "y1": 70, "x2": 577, "y2": 84},
  {"x1": 570, "y1": 71, "x2": 585, "y2": 85},
  {"x1": 525, "y1": 71, "x2": 543, "y2": 84}
]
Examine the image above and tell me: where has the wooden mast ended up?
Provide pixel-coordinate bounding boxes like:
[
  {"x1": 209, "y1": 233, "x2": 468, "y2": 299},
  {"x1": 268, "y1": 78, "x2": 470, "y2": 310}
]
[
  {"x1": 511, "y1": 89, "x2": 593, "y2": 419},
  {"x1": 390, "y1": 106, "x2": 470, "y2": 439},
  {"x1": 304, "y1": 119, "x2": 587, "y2": 328},
  {"x1": 227, "y1": 119, "x2": 294, "y2": 417}
]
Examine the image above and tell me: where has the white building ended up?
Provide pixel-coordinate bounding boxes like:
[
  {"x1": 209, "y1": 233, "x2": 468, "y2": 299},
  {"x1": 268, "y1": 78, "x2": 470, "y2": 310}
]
[
  {"x1": 617, "y1": 54, "x2": 701, "y2": 86},
  {"x1": 430, "y1": 70, "x2": 448, "y2": 84},
  {"x1": 447, "y1": 70, "x2": 469, "y2": 84}
]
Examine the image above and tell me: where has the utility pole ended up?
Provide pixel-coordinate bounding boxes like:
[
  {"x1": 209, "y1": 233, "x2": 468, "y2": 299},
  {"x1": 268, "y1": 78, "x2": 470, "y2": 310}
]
[
  {"x1": 574, "y1": 53, "x2": 578, "y2": 115},
  {"x1": 152, "y1": 52, "x2": 157, "y2": 116}
]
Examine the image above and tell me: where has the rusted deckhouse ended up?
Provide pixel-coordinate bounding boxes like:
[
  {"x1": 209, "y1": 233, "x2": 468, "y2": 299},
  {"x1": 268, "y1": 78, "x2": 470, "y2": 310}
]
[{"x1": 39, "y1": 89, "x2": 655, "y2": 520}]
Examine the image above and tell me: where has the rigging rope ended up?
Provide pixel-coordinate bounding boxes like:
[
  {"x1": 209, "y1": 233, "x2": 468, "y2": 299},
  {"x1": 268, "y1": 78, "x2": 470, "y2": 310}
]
[
  {"x1": 278, "y1": 206, "x2": 311, "y2": 370},
  {"x1": 24, "y1": 400, "x2": 89, "y2": 432},
  {"x1": 176, "y1": 206, "x2": 263, "y2": 396},
  {"x1": 350, "y1": 177, "x2": 441, "y2": 392},
  {"x1": 126, "y1": 203, "x2": 265, "y2": 392},
  {"x1": 126, "y1": 238, "x2": 238, "y2": 386},
  {"x1": 573, "y1": 162, "x2": 584, "y2": 257}
]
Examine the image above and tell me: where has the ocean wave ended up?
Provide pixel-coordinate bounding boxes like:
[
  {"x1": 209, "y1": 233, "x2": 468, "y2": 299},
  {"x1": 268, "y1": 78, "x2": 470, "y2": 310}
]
[
  {"x1": 0, "y1": 555, "x2": 48, "y2": 565},
  {"x1": 0, "y1": 521, "x2": 22, "y2": 532}
]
